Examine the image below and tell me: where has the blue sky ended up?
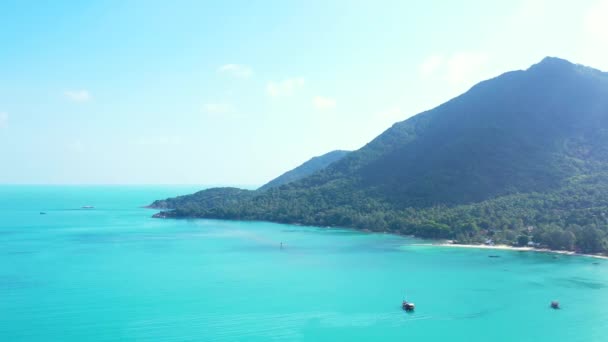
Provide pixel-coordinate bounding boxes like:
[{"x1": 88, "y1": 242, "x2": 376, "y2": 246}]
[{"x1": 1, "y1": 0, "x2": 607, "y2": 185}]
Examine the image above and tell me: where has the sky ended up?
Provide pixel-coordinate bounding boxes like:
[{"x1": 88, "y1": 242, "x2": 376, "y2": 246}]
[{"x1": 1, "y1": 0, "x2": 607, "y2": 185}]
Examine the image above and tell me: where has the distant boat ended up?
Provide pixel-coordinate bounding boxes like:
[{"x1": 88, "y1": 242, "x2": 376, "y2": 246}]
[
  {"x1": 551, "y1": 301, "x2": 560, "y2": 309},
  {"x1": 402, "y1": 300, "x2": 415, "y2": 311},
  {"x1": 39, "y1": 212, "x2": 46, "y2": 215},
  {"x1": 81, "y1": 206, "x2": 95, "y2": 209}
]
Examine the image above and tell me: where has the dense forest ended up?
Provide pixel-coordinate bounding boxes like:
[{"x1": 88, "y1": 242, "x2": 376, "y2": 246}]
[{"x1": 150, "y1": 57, "x2": 608, "y2": 255}]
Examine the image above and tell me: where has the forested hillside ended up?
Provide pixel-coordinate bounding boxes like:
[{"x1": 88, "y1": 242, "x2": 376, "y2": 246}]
[{"x1": 151, "y1": 57, "x2": 608, "y2": 254}]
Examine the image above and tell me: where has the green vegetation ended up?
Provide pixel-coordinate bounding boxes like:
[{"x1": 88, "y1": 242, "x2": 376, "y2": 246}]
[{"x1": 150, "y1": 57, "x2": 608, "y2": 255}]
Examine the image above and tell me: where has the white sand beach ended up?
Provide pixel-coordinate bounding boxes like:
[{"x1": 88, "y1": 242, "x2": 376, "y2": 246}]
[{"x1": 427, "y1": 242, "x2": 608, "y2": 260}]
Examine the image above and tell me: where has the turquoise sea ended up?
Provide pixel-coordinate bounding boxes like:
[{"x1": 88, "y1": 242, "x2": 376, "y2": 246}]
[{"x1": 1, "y1": 186, "x2": 607, "y2": 341}]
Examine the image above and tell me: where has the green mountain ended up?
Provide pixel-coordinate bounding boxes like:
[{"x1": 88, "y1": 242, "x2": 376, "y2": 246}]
[
  {"x1": 148, "y1": 150, "x2": 349, "y2": 210},
  {"x1": 258, "y1": 150, "x2": 349, "y2": 191},
  {"x1": 149, "y1": 187, "x2": 255, "y2": 211},
  {"x1": 151, "y1": 57, "x2": 608, "y2": 254}
]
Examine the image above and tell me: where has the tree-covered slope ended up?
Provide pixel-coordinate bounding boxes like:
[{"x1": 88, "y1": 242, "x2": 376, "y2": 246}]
[
  {"x1": 149, "y1": 187, "x2": 255, "y2": 211},
  {"x1": 148, "y1": 150, "x2": 349, "y2": 210},
  {"x1": 151, "y1": 57, "x2": 608, "y2": 254},
  {"x1": 258, "y1": 150, "x2": 349, "y2": 191},
  {"x1": 297, "y1": 57, "x2": 608, "y2": 207}
]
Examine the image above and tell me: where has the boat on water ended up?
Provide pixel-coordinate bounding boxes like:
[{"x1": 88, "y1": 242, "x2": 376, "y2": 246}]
[
  {"x1": 81, "y1": 206, "x2": 95, "y2": 209},
  {"x1": 551, "y1": 301, "x2": 560, "y2": 309},
  {"x1": 39, "y1": 212, "x2": 46, "y2": 215},
  {"x1": 402, "y1": 300, "x2": 415, "y2": 311}
]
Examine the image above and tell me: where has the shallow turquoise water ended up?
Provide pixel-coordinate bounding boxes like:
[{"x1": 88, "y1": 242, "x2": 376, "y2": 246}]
[{"x1": 0, "y1": 186, "x2": 607, "y2": 341}]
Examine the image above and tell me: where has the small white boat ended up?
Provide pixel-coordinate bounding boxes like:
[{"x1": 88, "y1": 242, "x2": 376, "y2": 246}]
[{"x1": 81, "y1": 206, "x2": 95, "y2": 209}]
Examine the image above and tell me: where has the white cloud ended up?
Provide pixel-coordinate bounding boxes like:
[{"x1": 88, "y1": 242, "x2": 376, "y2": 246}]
[
  {"x1": 0, "y1": 112, "x2": 8, "y2": 128},
  {"x1": 419, "y1": 55, "x2": 444, "y2": 77},
  {"x1": 218, "y1": 64, "x2": 253, "y2": 78},
  {"x1": 445, "y1": 52, "x2": 489, "y2": 86},
  {"x1": 266, "y1": 77, "x2": 305, "y2": 97},
  {"x1": 312, "y1": 96, "x2": 336, "y2": 110},
  {"x1": 584, "y1": 0, "x2": 608, "y2": 43},
  {"x1": 64, "y1": 90, "x2": 91, "y2": 102},
  {"x1": 203, "y1": 103, "x2": 234, "y2": 115}
]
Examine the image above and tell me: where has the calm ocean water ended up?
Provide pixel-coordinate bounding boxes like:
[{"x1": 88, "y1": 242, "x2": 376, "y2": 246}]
[{"x1": 0, "y1": 186, "x2": 607, "y2": 341}]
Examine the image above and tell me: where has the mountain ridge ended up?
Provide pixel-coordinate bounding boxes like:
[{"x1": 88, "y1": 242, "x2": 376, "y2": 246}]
[
  {"x1": 151, "y1": 57, "x2": 608, "y2": 254},
  {"x1": 149, "y1": 150, "x2": 350, "y2": 209},
  {"x1": 258, "y1": 150, "x2": 349, "y2": 191}
]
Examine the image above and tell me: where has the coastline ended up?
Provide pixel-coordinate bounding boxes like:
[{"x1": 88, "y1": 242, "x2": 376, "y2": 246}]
[
  {"x1": 427, "y1": 242, "x2": 608, "y2": 260},
  {"x1": 148, "y1": 209, "x2": 608, "y2": 260}
]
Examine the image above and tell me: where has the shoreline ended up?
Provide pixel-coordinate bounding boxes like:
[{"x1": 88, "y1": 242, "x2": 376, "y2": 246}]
[
  {"x1": 427, "y1": 242, "x2": 608, "y2": 260},
  {"x1": 148, "y1": 209, "x2": 608, "y2": 260}
]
